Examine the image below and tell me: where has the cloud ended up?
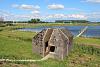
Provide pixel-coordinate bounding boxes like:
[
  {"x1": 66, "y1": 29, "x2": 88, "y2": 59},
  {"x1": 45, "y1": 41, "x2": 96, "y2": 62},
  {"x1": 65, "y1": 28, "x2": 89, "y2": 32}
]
[
  {"x1": 82, "y1": 0, "x2": 100, "y2": 3},
  {"x1": 4, "y1": 14, "x2": 42, "y2": 21},
  {"x1": 86, "y1": 12, "x2": 100, "y2": 19},
  {"x1": 46, "y1": 14, "x2": 87, "y2": 19},
  {"x1": 12, "y1": 4, "x2": 40, "y2": 10},
  {"x1": 11, "y1": 4, "x2": 41, "y2": 18},
  {"x1": 48, "y1": 4, "x2": 64, "y2": 10},
  {"x1": 1, "y1": 9, "x2": 100, "y2": 21},
  {"x1": 68, "y1": 14, "x2": 87, "y2": 19},
  {"x1": 47, "y1": 14, "x2": 65, "y2": 18},
  {"x1": 31, "y1": 10, "x2": 40, "y2": 14},
  {"x1": 0, "y1": 9, "x2": 14, "y2": 17},
  {"x1": 14, "y1": 14, "x2": 41, "y2": 19},
  {"x1": 0, "y1": 9, "x2": 41, "y2": 21}
]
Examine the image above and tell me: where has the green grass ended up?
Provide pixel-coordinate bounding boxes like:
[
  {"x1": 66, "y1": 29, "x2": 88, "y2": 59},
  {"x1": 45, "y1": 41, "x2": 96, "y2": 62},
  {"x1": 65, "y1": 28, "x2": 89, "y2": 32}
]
[
  {"x1": 0, "y1": 23, "x2": 100, "y2": 67},
  {"x1": 0, "y1": 31, "x2": 41, "y2": 60},
  {"x1": 74, "y1": 37, "x2": 100, "y2": 45}
]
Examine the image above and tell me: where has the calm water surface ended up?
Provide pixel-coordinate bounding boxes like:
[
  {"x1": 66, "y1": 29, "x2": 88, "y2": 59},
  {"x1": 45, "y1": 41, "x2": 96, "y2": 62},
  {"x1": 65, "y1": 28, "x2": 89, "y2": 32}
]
[{"x1": 18, "y1": 26, "x2": 100, "y2": 37}]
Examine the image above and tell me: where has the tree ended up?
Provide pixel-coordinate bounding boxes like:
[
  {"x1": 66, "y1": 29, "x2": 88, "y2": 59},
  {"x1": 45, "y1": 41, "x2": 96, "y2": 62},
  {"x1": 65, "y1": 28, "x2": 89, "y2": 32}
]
[
  {"x1": 37, "y1": 19, "x2": 40, "y2": 22},
  {"x1": 28, "y1": 18, "x2": 41, "y2": 23}
]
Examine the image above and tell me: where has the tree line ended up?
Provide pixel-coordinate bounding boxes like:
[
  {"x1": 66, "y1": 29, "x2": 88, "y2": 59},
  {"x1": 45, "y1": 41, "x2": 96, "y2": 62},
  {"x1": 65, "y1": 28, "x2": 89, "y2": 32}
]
[
  {"x1": 55, "y1": 20, "x2": 90, "y2": 23},
  {"x1": 0, "y1": 18, "x2": 49, "y2": 24}
]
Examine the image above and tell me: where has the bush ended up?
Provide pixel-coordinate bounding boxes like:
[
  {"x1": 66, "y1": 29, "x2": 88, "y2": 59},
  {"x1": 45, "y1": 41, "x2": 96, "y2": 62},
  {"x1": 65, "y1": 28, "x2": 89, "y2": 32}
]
[{"x1": 6, "y1": 23, "x2": 14, "y2": 26}]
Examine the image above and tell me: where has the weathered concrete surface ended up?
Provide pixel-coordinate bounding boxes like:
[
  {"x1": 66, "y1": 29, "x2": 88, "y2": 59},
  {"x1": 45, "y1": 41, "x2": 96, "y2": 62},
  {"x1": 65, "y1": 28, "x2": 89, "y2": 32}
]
[
  {"x1": 32, "y1": 29, "x2": 46, "y2": 56},
  {"x1": 32, "y1": 28, "x2": 73, "y2": 60}
]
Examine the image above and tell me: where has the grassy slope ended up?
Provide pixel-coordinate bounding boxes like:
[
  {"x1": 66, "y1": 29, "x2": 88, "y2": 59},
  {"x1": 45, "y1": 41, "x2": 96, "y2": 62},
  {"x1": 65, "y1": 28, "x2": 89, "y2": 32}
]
[
  {"x1": 0, "y1": 23, "x2": 100, "y2": 67},
  {"x1": 0, "y1": 30, "x2": 41, "y2": 60},
  {"x1": 74, "y1": 37, "x2": 100, "y2": 45}
]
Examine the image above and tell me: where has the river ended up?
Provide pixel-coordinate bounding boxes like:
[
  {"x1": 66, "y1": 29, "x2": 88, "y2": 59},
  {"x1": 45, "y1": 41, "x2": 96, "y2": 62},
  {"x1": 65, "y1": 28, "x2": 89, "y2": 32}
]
[{"x1": 17, "y1": 26, "x2": 100, "y2": 37}]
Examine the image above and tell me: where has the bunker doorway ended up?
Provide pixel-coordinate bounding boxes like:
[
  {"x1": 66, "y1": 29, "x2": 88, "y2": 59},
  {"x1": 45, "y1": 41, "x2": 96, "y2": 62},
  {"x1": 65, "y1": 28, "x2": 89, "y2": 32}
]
[
  {"x1": 50, "y1": 46, "x2": 55, "y2": 52},
  {"x1": 45, "y1": 41, "x2": 49, "y2": 55}
]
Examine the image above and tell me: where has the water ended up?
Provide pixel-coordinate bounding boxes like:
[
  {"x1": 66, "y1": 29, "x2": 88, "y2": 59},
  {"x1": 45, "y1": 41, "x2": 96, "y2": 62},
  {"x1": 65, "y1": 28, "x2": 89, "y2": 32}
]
[{"x1": 17, "y1": 26, "x2": 100, "y2": 37}]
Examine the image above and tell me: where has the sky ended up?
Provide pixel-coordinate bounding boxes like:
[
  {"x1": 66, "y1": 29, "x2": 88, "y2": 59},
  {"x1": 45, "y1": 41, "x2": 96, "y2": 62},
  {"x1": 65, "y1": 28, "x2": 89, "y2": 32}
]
[{"x1": 0, "y1": 0, "x2": 100, "y2": 22}]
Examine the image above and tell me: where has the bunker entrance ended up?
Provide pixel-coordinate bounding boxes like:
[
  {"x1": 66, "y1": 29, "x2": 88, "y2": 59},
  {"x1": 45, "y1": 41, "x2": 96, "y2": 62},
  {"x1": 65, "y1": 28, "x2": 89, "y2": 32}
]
[
  {"x1": 45, "y1": 41, "x2": 50, "y2": 56},
  {"x1": 45, "y1": 41, "x2": 48, "y2": 51},
  {"x1": 50, "y1": 46, "x2": 55, "y2": 52}
]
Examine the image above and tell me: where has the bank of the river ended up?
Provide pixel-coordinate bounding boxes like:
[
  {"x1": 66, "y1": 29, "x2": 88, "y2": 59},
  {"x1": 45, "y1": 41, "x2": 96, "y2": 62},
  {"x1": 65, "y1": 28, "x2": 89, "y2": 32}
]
[
  {"x1": 74, "y1": 37, "x2": 100, "y2": 48},
  {"x1": 0, "y1": 23, "x2": 100, "y2": 67},
  {"x1": 5, "y1": 23, "x2": 99, "y2": 28}
]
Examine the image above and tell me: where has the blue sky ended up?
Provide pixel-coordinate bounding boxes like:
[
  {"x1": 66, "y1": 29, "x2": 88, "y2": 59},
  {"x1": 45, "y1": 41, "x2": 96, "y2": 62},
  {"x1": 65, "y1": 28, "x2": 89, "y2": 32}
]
[{"x1": 0, "y1": 0, "x2": 100, "y2": 21}]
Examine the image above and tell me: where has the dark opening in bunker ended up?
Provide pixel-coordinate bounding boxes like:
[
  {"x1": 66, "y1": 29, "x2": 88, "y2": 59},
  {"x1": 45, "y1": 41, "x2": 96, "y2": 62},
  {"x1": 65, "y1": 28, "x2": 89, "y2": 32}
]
[
  {"x1": 45, "y1": 41, "x2": 48, "y2": 51},
  {"x1": 50, "y1": 46, "x2": 55, "y2": 52}
]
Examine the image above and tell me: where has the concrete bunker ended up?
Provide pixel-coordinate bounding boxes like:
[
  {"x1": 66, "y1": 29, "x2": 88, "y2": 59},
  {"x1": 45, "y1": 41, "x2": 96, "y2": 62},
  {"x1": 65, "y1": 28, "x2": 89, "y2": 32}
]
[{"x1": 32, "y1": 28, "x2": 73, "y2": 60}]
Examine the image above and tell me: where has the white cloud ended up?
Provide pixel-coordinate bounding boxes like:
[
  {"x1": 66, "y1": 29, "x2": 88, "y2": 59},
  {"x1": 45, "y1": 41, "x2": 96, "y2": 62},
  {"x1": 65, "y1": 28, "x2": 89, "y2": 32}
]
[
  {"x1": 12, "y1": 4, "x2": 40, "y2": 10},
  {"x1": 5, "y1": 14, "x2": 42, "y2": 21},
  {"x1": 86, "y1": 12, "x2": 100, "y2": 19},
  {"x1": 0, "y1": 9, "x2": 41, "y2": 21},
  {"x1": 46, "y1": 14, "x2": 87, "y2": 19},
  {"x1": 1, "y1": 9, "x2": 100, "y2": 21},
  {"x1": 68, "y1": 14, "x2": 87, "y2": 19},
  {"x1": 0, "y1": 9, "x2": 88, "y2": 21},
  {"x1": 48, "y1": 4, "x2": 64, "y2": 10},
  {"x1": 31, "y1": 10, "x2": 40, "y2": 14},
  {"x1": 82, "y1": 0, "x2": 100, "y2": 3},
  {"x1": 14, "y1": 14, "x2": 40, "y2": 19},
  {"x1": 0, "y1": 9, "x2": 14, "y2": 17},
  {"x1": 47, "y1": 14, "x2": 65, "y2": 18}
]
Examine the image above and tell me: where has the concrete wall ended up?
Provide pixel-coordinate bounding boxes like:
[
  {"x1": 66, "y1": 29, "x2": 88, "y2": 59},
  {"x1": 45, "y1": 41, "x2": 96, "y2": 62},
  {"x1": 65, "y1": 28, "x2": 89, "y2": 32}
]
[
  {"x1": 32, "y1": 28, "x2": 73, "y2": 60},
  {"x1": 48, "y1": 29, "x2": 64, "y2": 60},
  {"x1": 43, "y1": 29, "x2": 53, "y2": 56},
  {"x1": 32, "y1": 30, "x2": 46, "y2": 56}
]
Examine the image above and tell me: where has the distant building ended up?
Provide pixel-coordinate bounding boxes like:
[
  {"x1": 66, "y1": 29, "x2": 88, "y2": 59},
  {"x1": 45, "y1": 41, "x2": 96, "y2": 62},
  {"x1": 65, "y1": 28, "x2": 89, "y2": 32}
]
[{"x1": 32, "y1": 28, "x2": 73, "y2": 60}]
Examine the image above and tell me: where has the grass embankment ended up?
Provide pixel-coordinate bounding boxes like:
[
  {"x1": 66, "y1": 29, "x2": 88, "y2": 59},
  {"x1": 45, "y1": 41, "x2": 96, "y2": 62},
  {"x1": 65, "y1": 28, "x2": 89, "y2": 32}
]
[
  {"x1": 0, "y1": 30, "x2": 41, "y2": 60},
  {"x1": 7, "y1": 23, "x2": 100, "y2": 28},
  {"x1": 0, "y1": 23, "x2": 100, "y2": 67},
  {"x1": 74, "y1": 37, "x2": 100, "y2": 48}
]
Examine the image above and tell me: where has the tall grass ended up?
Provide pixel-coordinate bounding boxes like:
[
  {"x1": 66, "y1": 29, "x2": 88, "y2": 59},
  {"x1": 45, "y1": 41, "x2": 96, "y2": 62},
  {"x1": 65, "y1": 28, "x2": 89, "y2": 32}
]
[
  {"x1": 33, "y1": 43, "x2": 100, "y2": 67},
  {"x1": 74, "y1": 37, "x2": 100, "y2": 45}
]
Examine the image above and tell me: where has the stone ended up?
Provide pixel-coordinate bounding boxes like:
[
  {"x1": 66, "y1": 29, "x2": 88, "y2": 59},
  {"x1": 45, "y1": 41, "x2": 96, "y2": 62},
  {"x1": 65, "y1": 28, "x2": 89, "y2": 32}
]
[{"x1": 32, "y1": 28, "x2": 73, "y2": 60}]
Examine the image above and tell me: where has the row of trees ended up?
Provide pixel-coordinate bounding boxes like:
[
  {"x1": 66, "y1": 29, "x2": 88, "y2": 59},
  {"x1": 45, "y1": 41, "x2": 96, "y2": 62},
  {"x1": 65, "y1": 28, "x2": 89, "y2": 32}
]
[
  {"x1": 0, "y1": 19, "x2": 42, "y2": 24},
  {"x1": 0, "y1": 19, "x2": 94, "y2": 24},
  {"x1": 28, "y1": 19, "x2": 41, "y2": 23},
  {"x1": 28, "y1": 19, "x2": 50, "y2": 23}
]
